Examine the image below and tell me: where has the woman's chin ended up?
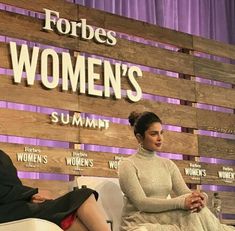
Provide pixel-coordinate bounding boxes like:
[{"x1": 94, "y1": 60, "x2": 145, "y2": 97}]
[{"x1": 155, "y1": 145, "x2": 162, "y2": 151}]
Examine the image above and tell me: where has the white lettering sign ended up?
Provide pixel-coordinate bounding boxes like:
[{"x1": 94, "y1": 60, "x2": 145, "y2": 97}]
[
  {"x1": 16, "y1": 147, "x2": 47, "y2": 168},
  {"x1": 66, "y1": 157, "x2": 93, "y2": 167},
  {"x1": 108, "y1": 156, "x2": 122, "y2": 169},
  {"x1": 43, "y1": 9, "x2": 117, "y2": 46},
  {"x1": 65, "y1": 151, "x2": 94, "y2": 172},
  {"x1": 51, "y1": 112, "x2": 109, "y2": 129},
  {"x1": 218, "y1": 166, "x2": 235, "y2": 183},
  {"x1": 184, "y1": 168, "x2": 206, "y2": 177},
  {"x1": 184, "y1": 163, "x2": 206, "y2": 181},
  {"x1": 10, "y1": 42, "x2": 142, "y2": 102}
]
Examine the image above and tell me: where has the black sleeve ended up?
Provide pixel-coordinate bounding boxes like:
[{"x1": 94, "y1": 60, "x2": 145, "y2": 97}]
[
  {"x1": 0, "y1": 149, "x2": 22, "y2": 185},
  {"x1": 0, "y1": 150, "x2": 38, "y2": 204},
  {"x1": 0, "y1": 184, "x2": 12, "y2": 201}
]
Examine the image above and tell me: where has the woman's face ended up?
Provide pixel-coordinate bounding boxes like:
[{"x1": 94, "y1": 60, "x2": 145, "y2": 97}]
[{"x1": 139, "y1": 122, "x2": 163, "y2": 152}]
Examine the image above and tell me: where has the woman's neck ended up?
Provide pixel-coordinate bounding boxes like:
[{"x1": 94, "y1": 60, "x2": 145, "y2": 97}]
[{"x1": 137, "y1": 146, "x2": 156, "y2": 158}]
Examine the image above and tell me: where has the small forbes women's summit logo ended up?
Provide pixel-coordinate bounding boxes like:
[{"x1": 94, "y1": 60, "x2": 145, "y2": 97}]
[
  {"x1": 16, "y1": 147, "x2": 48, "y2": 168},
  {"x1": 43, "y1": 9, "x2": 117, "y2": 46},
  {"x1": 184, "y1": 163, "x2": 206, "y2": 181},
  {"x1": 218, "y1": 166, "x2": 235, "y2": 183}
]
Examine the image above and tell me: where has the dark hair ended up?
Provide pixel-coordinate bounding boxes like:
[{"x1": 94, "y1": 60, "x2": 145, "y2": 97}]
[{"x1": 128, "y1": 111, "x2": 162, "y2": 137}]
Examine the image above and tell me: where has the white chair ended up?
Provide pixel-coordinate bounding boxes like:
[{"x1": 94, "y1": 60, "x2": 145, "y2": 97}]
[
  {"x1": 77, "y1": 176, "x2": 124, "y2": 231},
  {"x1": 0, "y1": 218, "x2": 63, "y2": 231},
  {"x1": 0, "y1": 178, "x2": 124, "y2": 231}
]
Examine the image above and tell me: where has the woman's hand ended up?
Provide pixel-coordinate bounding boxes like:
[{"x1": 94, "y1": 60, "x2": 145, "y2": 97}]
[
  {"x1": 192, "y1": 191, "x2": 207, "y2": 207},
  {"x1": 191, "y1": 191, "x2": 207, "y2": 212},
  {"x1": 31, "y1": 190, "x2": 53, "y2": 203},
  {"x1": 184, "y1": 191, "x2": 205, "y2": 212}
]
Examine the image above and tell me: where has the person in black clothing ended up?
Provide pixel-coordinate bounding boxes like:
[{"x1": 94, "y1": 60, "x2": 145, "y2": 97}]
[{"x1": 0, "y1": 149, "x2": 110, "y2": 231}]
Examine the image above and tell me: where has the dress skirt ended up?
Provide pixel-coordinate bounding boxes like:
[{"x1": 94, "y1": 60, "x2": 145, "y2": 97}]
[
  {"x1": 120, "y1": 207, "x2": 235, "y2": 231},
  {"x1": 0, "y1": 188, "x2": 98, "y2": 227}
]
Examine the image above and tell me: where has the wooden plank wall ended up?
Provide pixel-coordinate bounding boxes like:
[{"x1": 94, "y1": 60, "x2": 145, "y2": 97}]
[{"x1": 0, "y1": 0, "x2": 234, "y2": 224}]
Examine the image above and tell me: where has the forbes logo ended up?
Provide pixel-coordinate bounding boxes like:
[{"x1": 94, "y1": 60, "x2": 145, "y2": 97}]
[{"x1": 43, "y1": 9, "x2": 117, "y2": 46}]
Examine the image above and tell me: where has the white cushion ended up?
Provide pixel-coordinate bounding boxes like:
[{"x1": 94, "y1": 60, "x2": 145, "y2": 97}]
[
  {"x1": 77, "y1": 176, "x2": 123, "y2": 231},
  {"x1": 0, "y1": 218, "x2": 63, "y2": 231}
]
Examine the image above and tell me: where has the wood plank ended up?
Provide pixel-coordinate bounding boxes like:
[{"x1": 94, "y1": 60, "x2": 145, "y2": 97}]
[
  {"x1": 81, "y1": 5, "x2": 193, "y2": 49},
  {"x1": 0, "y1": 108, "x2": 79, "y2": 142},
  {"x1": 2, "y1": 0, "x2": 235, "y2": 61},
  {"x1": 78, "y1": 96, "x2": 197, "y2": 129},
  {"x1": 175, "y1": 160, "x2": 235, "y2": 187},
  {"x1": 1, "y1": 142, "x2": 124, "y2": 177},
  {"x1": 196, "y1": 82, "x2": 235, "y2": 109},
  {"x1": 0, "y1": 42, "x2": 11, "y2": 69},
  {"x1": 0, "y1": 44, "x2": 197, "y2": 105},
  {"x1": 201, "y1": 162, "x2": 235, "y2": 187},
  {"x1": 1, "y1": 110, "x2": 198, "y2": 156},
  {"x1": 0, "y1": 42, "x2": 195, "y2": 101},
  {"x1": 198, "y1": 136, "x2": 235, "y2": 161},
  {"x1": 79, "y1": 124, "x2": 198, "y2": 155},
  {"x1": 1, "y1": 3, "x2": 234, "y2": 84},
  {"x1": 0, "y1": 75, "x2": 79, "y2": 111},
  {"x1": 139, "y1": 72, "x2": 196, "y2": 101},
  {"x1": 0, "y1": 10, "x2": 195, "y2": 75},
  {"x1": 2, "y1": 107, "x2": 234, "y2": 158},
  {"x1": 2, "y1": 9, "x2": 235, "y2": 84},
  {"x1": 2, "y1": 142, "x2": 234, "y2": 186},
  {"x1": 96, "y1": 70, "x2": 196, "y2": 102},
  {"x1": 79, "y1": 122, "x2": 135, "y2": 149},
  {"x1": 78, "y1": 38, "x2": 194, "y2": 75},
  {"x1": 1, "y1": 143, "x2": 235, "y2": 189},
  {"x1": 21, "y1": 178, "x2": 74, "y2": 199},
  {"x1": 0, "y1": 42, "x2": 77, "y2": 75},
  {"x1": 79, "y1": 96, "x2": 235, "y2": 135},
  {"x1": 1, "y1": 132, "x2": 196, "y2": 175},
  {"x1": 2, "y1": 74, "x2": 234, "y2": 136},
  {"x1": 194, "y1": 56, "x2": 235, "y2": 84},
  {"x1": 0, "y1": 9, "x2": 78, "y2": 50},
  {"x1": 0, "y1": 74, "x2": 197, "y2": 129},
  {"x1": 197, "y1": 109, "x2": 235, "y2": 135},
  {"x1": 0, "y1": 0, "x2": 193, "y2": 49},
  {"x1": 193, "y1": 36, "x2": 235, "y2": 60},
  {"x1": 0, "y1": 42, "x2": 196, "y2": 102},
  {"x1": 0, "y1": 0, "x2": 78, "y2": 20},
  {"x1": 0, "y1": 44, "x2": 232, "y2": 111}
]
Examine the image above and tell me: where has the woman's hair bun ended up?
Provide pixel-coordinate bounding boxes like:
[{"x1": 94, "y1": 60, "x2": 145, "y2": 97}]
[{"x1": 128, "y1": 111, "x2": 141, "y2": 127}]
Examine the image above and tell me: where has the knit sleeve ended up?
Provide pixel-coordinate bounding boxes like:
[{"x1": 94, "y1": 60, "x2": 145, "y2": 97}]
[
  {"x1": 118, "y1": 159, "x2": 186, "y2": 213},
  {"x1": 168, "y1": 160, "x2": 192, "y2": 196}
]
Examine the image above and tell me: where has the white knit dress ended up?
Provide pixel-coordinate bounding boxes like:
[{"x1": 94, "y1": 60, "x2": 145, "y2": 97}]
[{"x1": 118, "y1": 147, "x2": 235, "y2": 231}]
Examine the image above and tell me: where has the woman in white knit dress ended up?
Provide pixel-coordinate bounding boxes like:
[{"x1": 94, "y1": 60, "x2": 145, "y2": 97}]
[{"x1": 118, "y1": 111, "x2": 235, "y2": 231}]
